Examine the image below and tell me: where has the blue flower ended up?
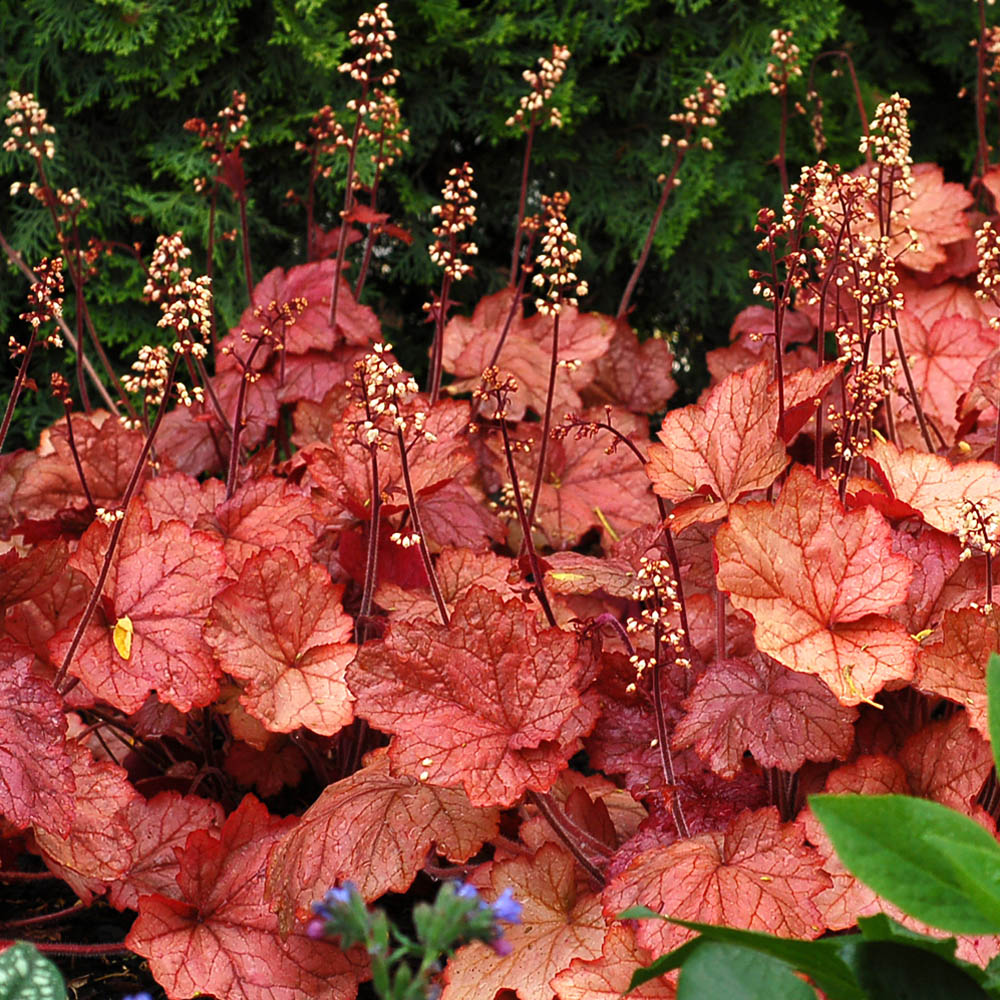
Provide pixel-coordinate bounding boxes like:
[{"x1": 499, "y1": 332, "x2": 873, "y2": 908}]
[
  {"x1": 453, "y1": 881, "x2": 482, "y2": 903},
  {"x1": 490, "y1": 888, "x2": 522, "y2": 925},
  {"x1": 324, "y1": 882, "x2": 358, "y2": 907},
  {"x1": 122, "y1": 993, "x2": 154, "y2": 1000}
]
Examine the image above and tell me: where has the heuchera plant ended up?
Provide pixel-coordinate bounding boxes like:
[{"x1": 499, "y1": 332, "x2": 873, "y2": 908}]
[{"x1": 7, "y1": 4, "x2": 1000, "y2": 999}]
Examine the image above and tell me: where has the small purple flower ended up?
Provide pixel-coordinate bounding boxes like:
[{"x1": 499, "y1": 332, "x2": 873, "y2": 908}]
[
  {"x1": 306, "y1": 917, "x2": 328, "y2": 939},
  {"x1": 454, "y1": 881, "x2": 481, "y2": 903},
  {"x1": 490, "y1": 888, "x2": 522, "y2": 925},
  {"x1": 324, "y1": 882, "x2": 358, "y2": 907},
  {"x1": 123, "y1": 994, "x2": 154, "y2": 1000},
  {"x1": 490, "y1": 935, "x2": 514, "y2": 957}
]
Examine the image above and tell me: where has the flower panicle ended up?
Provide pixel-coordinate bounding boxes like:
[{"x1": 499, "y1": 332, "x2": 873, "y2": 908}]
[{"x1": 506, "y1": 44, "x2": 570, "y2": 131}]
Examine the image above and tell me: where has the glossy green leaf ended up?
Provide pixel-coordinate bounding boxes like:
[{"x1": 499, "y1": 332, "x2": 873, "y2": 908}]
[
  {"x1": 810, "y1": 794, "x2": 1000, "y2": 934},
  {"x1": 622, "y1": 917, "x2": 864, "y2": 999},
  {"x1": 840, "y1": 940, "x2": 990, "y2": 1000},
  {"x1": 0, "y1": 943, "x2": 66, "y2": 1000},
  {"x1": 924, "y1": 834, "x2": 1000, "y2": 930},
  {"x1": 988, "y1": 652, "x2": 1000, "y2": 775},
  {"x1": 676, "y1": 941, "x2": 816, "y2": 1000}
]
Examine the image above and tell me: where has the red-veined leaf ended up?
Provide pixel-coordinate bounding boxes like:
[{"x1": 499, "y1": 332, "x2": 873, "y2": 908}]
[
  {"x1": 602, "y1": 807, "x2": 829, "y2": 956},
  {"x1": 266, "y1": 748, "x2": 499, "y2": 934},
  {"x1": 673, "y1": 653, "x2": 857, "y2": 778},
  {"x1": 206, "y1": 549, "x2": 355, "y2": 736},
  {"x1": 347, "y1": 586, "x2": 598, "y2": 806},
  {"x1": 127, "y1": 795, "x2": 365, "y2": 1000},
  {"x1": 715, "y1": 464, "x2": 916, "y2": 705},
  {"x1": 52, "y1": 500, "x2": 227, "y2": 713}
]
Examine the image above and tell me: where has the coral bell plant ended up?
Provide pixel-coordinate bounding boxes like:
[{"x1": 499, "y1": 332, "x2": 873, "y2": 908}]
[{"x1": 8, "y1": 5, "x2": 1000, "y2": 1000}]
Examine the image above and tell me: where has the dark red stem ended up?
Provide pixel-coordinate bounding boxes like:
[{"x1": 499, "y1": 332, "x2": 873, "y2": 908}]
[
  {"x1": 395, "y1": 428, "x2": 449, "y2": 626},
  {"x1": 618, "y1": 145, "x2": 686, "y2": 319},
  {"x1": 509, "y1": 115, "x2": 537, "y2": 285},
  {"x1": 53, "y1": 356, "x2": 179, "y2": 691}
]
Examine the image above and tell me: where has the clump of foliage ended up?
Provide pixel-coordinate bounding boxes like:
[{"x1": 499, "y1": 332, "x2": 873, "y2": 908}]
[{"x1": 7, "y1": 3, "x2": 1000, "y2": 1000}]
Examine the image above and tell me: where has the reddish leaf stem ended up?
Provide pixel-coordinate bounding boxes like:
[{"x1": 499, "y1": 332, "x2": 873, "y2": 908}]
[
  {"x1": 527, "y1": 791, "x2": 606, "y2": 886},
  {"x1": 0, "y1": 903, "x2": 84, "y2": 931},
  {"x1": 0, "y1": 939, "x2": 128, "y2": 956}
]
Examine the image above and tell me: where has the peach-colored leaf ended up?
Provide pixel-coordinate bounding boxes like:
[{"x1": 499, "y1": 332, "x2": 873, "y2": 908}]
[
  {"x1": 602, "y1": 807, "x2": 829, "y2": 957},
  {"x1": 914, "y1": 606, "x2": 1000, "y2": 737},
  {"x1": 442, "y1": 288, "x2": 613, "y2": 420},
  {"x1": 441, "y1": 843, "x2": 609, "y2": 1000},
  {"x1": 552, "y1": 924, "x2": 676, "y2": 1000},
  {"x1": 715, "y1": 465, "x2": 916, "y2": 705},
  {"x1": 899, "y1": 713, "x2": 993, "y2": 813},
  {"x1": 107, "y1": 791, "x2": 224, "y2": 912},
  {"x1": 864, "y1": 437, "x2": 1000, "y2": 535},
  {"x1": 32, "y1": 741, "x2": 140, "y2": 903},
  {"x1": 127, "y1": 795, "x2": 364, "y2": 1000},
  {"x1": 266, "y1": 748, "x2": 499, "y2": 934},
  {"x1": 347, "y1": 586, "x2": 597, "y2": 806},
  {"x1": 53, "y1": 500, "x2": 227, "y2": 713},
  {"x1": 582, "y1": 318, "x2": 677, "y2": 414},
  {"x1": 206, "y1": 549, "x2": 355, "y2": 736}
]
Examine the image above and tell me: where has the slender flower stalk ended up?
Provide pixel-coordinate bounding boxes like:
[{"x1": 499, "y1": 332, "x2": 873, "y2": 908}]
[
  {"x1": 185, "y1": 91, "x2": 253, "y2": 303},
  {"x1": 475, "y1": 367, "x2": 557, "y2": 628},
  {"x1": 527, "y1": 191, "x2": 588, "y2": 528},
  {"x1": 329, "y1": 4, "x2": 400, "y2": 327},
  {"x1": 426, "y1": 163, "x2": 478, "y2": 403},
  {"x1": 506, "y1": 45, "x2": 570, "y2": 284},
  {"x1": 766, "y1": 29, "x2": 804, "y2": 193},
  {"x1": 618, "y1": 72, "x2": 726, "y2": 318},
  {"x1": 0, "y1": 255, "x2": 65, "y2": 452}
]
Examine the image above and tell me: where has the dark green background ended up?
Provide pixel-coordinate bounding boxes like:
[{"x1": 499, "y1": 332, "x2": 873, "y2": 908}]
[{"x1": 0, "y1": 0, "x2": 986, "y2": 447}]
